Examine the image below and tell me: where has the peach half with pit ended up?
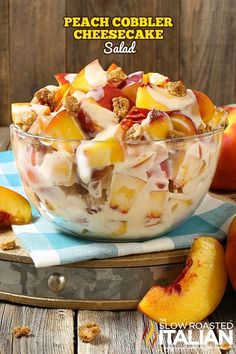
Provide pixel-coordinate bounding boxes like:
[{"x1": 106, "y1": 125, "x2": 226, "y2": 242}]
[
  {"x1": 138, "y1": 237, "x2": 227, "y2": 325},
  {"x1": 0, "y1": 186, "x2": 32, "y2": 226}
]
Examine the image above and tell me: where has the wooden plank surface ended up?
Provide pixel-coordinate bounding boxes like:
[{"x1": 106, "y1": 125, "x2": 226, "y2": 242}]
[
  {"x1": 66, "y1": 0, "x2": 180, "y2": 78},
  {"x1": 9, "y1": 0, "x2": 66, "y2": 103},
  {"x1": 0, "y1": 0, "x2": 10, "y2": 126},
  {"x1": 77, "y1": 310, "x2": 144, "y2": 353},
  {"x1": 0, "y1": 303, "x2": 74, "y2": 354},
  {"x1": 0, "y1": 127, "x2": 11, "y2": 151},
  {"x1": 180, "y1": 0, "x2": 236, "y2": 106}
]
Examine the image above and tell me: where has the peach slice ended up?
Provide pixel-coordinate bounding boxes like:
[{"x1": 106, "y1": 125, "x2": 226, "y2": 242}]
[
  {"x1": 111, "y1": 221, "x2": 127, "y2": 236},
  {"x1": 138, "y1": 237, "x2": 227, "y2": 325},
  {"x1": 193, "y1": 90, "x2": 215, "y2": 123},
  {"x1": 97, "y1": 84, "x2": 132, "y2": 112},
  {"x1": 147, "y1": 191, "x2": 168, "y2": 218},
  {"x1": 107, "y1": 63, "x2": 119, "y2": 72},
  {"x1": 79, "y1": 99, "x2": 119, "y2": 132},
  {"x1": 143, "y1": 110, "x2": 173, "y2": 139},
  {"x1": 136, "y1": 85, "x2": 168, "y2": 111},
  {"x1": 0, "y1": 186, "x2": 32, "y2": 226},
  {"x1": 225, "y1": 216, "x2": 236, "y2": 290},
  {"x1": 170, "y1": 112, "x2": 197, "y2": 136},
  {"x1": 118, "y1": 72, "x2": 143, "y2": 103},
  {"x1": 78, "y1": 139, "x2": 123, "y2": 169},
  {"x1": 147, "y1": 72, "x2": 169, "y2": 86},
  {"x1": 110, "y1": 173, "x2": 146, "y2": 213},
  {"x1": 71, "y1": 59, "x2": 108, "y2": 93},
  {"x1": 44, "y1": 109, "x2": 85, "y2": 140},
  {"x1": 54, "y1": 73, "x2": 77, "y2": 86}
]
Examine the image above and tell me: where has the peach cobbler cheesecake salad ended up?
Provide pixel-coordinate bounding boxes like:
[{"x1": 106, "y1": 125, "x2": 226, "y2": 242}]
[{"x1": 11, "y1": 60, "x2": 227, "y2": 240}]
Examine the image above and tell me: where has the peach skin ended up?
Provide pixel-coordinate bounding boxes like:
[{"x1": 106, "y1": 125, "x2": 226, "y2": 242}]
[
  {"x1": 138, "y1": 237, "x2": 227, "y2": 325},
  {"x1": 225, "y1": 216, "x2": 236, "y2": 290},
  {"x1": 211, "y1": 104, "x2": 236, "y2": 190},
  {"x1": 0, "y1": 186, "x2": 32, "y2": 226},
  {"x1": 193, "y1": 90, "x2": 215, "y2": 123}
]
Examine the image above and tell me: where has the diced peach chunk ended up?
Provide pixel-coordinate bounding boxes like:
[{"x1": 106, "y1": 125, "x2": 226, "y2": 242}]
[
  {"x1": 148, "y1": 191, "x2": 168, "y2": 218},
  {"x1": 0, "y1": 186, "x2": 32, "y2": 226},
  {"x1": 43, "y1": 110, "x2": 85, "y2": 140},
  {"x1": 136, "y1": 86, "x2": 168, "y2": 111},
  {"x1": 79, "y1": 139, "x2": 123, "y2": 168},
  {"x1": 71, "y1": 60, "x2": 108, "y2": 93},
  {"x1": 110, "y1": 174, "x2": 146, "y2": 213},
  {"x1": 143, "y1": 111, "x2": 173, "y2": 139}
]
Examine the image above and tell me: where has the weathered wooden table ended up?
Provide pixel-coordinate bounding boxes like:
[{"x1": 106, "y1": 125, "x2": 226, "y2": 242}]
[{"x1": 0, "y1": 127, "x2": 235, "y2": 354}]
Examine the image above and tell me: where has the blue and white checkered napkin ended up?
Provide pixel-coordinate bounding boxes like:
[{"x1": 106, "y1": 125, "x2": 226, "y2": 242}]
[{"x1": 0, "y1": 150, "x2": 235, "y2": 268}]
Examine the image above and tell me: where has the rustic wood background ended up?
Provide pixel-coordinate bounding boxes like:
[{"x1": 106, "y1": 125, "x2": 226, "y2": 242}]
[{"x1": 0, "y1": 0, "x2": 236, "y2": 126}]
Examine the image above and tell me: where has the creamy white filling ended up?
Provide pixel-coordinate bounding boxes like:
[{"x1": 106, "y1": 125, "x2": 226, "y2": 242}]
[
  {"x1": 147, "y1": 85, "x2": 195, "y2": 110},
  {"x1": 85, "y1": 59, "x2": 108, "y2": 87},
  {"x1": 76, "y1": 145, "x2": 92, "y2": 184},
  {"x1": 64, "y1": 73, "x2": 77, "y2": 83}
]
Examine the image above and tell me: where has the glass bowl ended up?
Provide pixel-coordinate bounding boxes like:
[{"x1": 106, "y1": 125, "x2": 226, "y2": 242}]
[{"x1": 10, "y1": 125, "x2": 223, "y2": 241}]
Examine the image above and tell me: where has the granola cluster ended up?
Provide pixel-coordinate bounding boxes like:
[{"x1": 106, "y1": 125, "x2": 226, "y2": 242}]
[
  {"x1": 14, "y1": 110, "x2": 37, "y2": 132},
  {"x1": 63, "y1": 96, "x2": 80, "y2": 116},
  {"x1": 166, "y1": 80, "x2": 187, "y2": 97},
  {"x1": 32, "y1": 87, "x2": 57, "y2": 111},
  {"x1": 125, "y1": 123, "x2": 143, "y2": 141},
  {"x1": 13, "y1": 326, "x2": 31, "y2": 338},
  {"x1": 108, "y1": 67, "x2": 127, "y2": 82},
  {"x1": 78, "y1": 322, "x2": 101, "y2": 343},
  {"x1": 112, "y1": 97, "x2": 130, "y2": 119},
  {"x1": 1, "y1": 239, "x2": 16, "y2": 250}
]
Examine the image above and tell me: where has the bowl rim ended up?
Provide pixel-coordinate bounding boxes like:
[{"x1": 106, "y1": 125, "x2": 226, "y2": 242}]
[{"x1": 10, "y1": 124, "x2": 224, "y2": 144}]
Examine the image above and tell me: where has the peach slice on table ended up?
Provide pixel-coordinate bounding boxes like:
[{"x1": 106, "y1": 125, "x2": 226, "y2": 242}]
[
  {"x1": 71, "y1": 59, "x2": 108, "y2": 93},
  {"x1": 0, "y1": 186, "x2": 32, "y2": 226},
  {"x1": 110, "y1": 173, "x2": 146, "y2": 214},
  {"x1": 78, "y1": 139, "x2": 123, "y2": 169},
  {"x1": 169, "y1": 112, "x2": 197, "y2": 136},
  {"x1": 143, "y1": 110, "x2": 173, "y2": 139},
  {"x1": 193, "y1": 90, "x2": 215, "y2": 123},
  {"x1": 225, "y1": 216, "x2": 236, "y2": 291},
  {"x1": 118, "y1": 72, "x2": 143, "y2": 103},
  {"x1": 138, "y1": 237, "x2": 227, "y2": 325}
]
